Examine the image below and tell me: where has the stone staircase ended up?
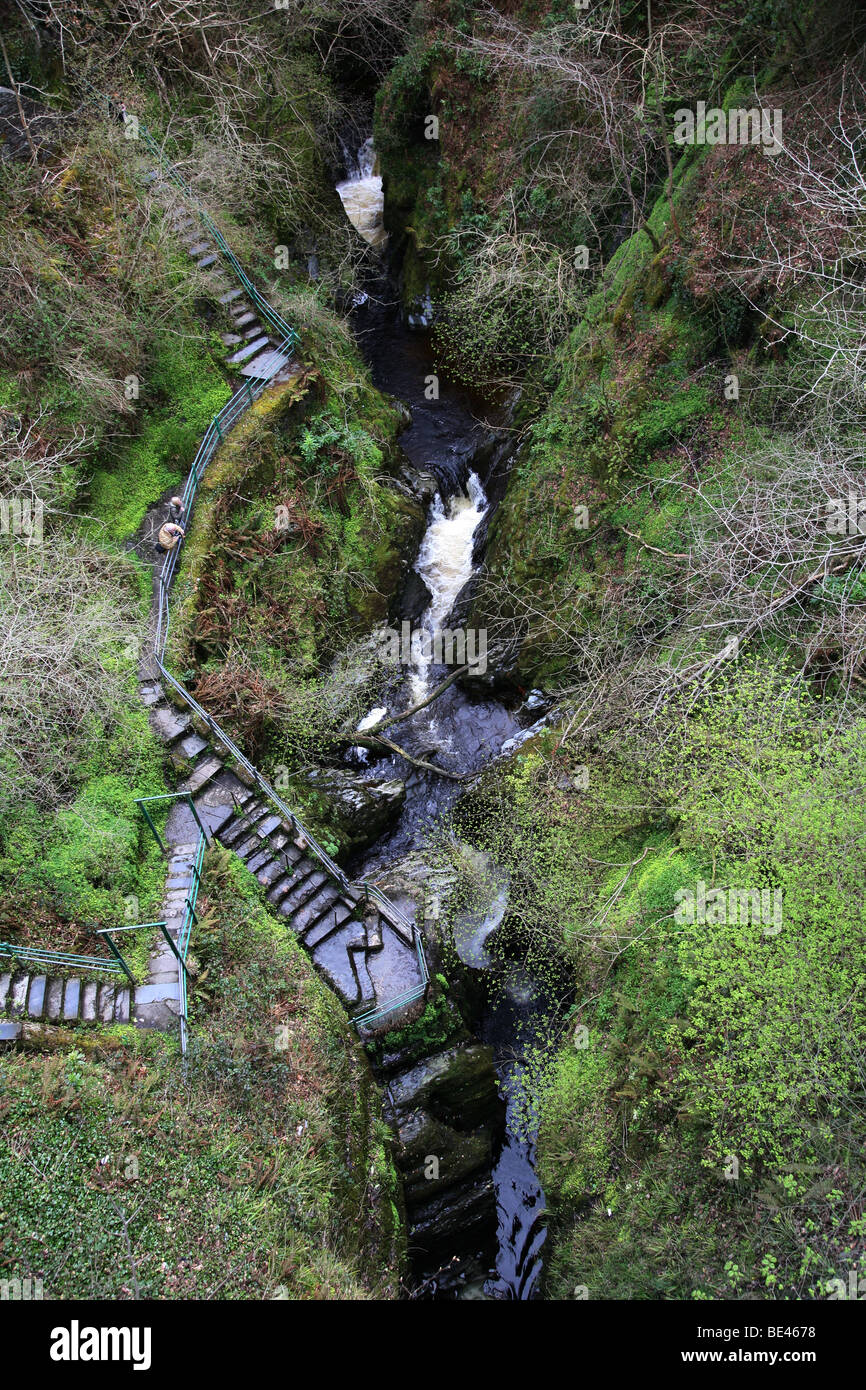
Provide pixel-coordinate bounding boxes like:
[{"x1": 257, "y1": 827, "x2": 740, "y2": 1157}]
[
  {"x1": 131, "y1": 154, "x2": 426, "y2": 1035},
  {"x1": 132, "y1": 840, "x2": 198, "y2": 1031},
  {"x1": 0, "y1": 970, "x2": 131, "y2": 1035},
  {"x1": 154, "y1": 187, "x2": 296, "y2": 383},
  {"x1": 139, "y1": 678, "x2": 424, "y2": 1023}
]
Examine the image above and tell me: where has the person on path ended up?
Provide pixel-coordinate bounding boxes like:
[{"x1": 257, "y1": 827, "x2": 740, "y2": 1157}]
[
  {"x1": 156, "y1": 521, "x2": 185, "y2": 554},
  {"x1": 168, "y1": 495, "x2": 185, "y2": 523}
]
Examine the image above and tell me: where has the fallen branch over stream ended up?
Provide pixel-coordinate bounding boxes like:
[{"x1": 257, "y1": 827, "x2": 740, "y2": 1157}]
[{"x1": 339, "y1": 666, "x2": 472, "y2": 780}]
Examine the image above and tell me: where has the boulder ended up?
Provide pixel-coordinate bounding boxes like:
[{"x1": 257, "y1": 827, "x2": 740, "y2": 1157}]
[
  {"x1": 395, "y1": 568, "x2": 433, "y2": 624},
  {"x1": 303, "y1": 767, "x2": 405, "y2": 854}
]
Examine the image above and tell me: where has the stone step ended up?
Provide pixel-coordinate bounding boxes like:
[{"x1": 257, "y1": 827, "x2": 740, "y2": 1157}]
[
  {"x1": 219, "y1": 288, "x2": 244, "y2": 305},
  {"x1": 97, "y1": 983, "x2": 115, "y2": 1022},
  {"x1": 281, "y1": 869, "x2": 328, "y2": 917},
  {"x1": 197, "y1": 254, "x2": 218, "y2": 269},
  {"x1": 63, "y1": 978, "x2": 80, "y2": 1020},
  {"x1": 233, "y1": 311, "x2": 256, "y2": 328},
  {"x1": 255, "y1": 814, "x2": 283, "y2": 841},
  {"x1": 241, "y1": 348, "x2": 291, "y2": 380},
  {"x1": 292, "y1": 884, "x2": 341, "y2": 935},
  {"x1": 26, "y1": 975, "x2": 46, "y2": 1018},
  {"x1": 45, "y1": 978, "x2": 64, "y2": 1020},
  {"x1": 148, "y1": 967, "x2": 180, "y2": 985},
  {"x1": 81, "y1": 982, "x2": 98, "y2": 1021},
  {"x1": 304, "y1": 901, "x2": 355, "y2": 949},
  {"x1": 165, "y1": 867, "x2": 194, "y2": 888},
  {"x1": 175, "y1": 732, "x2": 209, "y2": 761},
  {"x1": 149, "y1": 703, "x2": 192, "y2": 743},
  {"x1": 9, "y1": 974, "x2": 27, "y2": 1016},
  {"x1": 206, "y1": 771, "x2": 256, "y2": 805},
  {"x1": 226, "y1": 335, "x2": 270, "y2": 365},
  {"x1": 234, "y1": 829, "x2": 269, "y2": 860},
  {"x1": 188, "y1": 242, "x2": 210, "y2": 256},
  {"x1": 365, "y1": 915, "x2": 384, "y2": 952},
  {"x1": 134, "y1": 982, "x2": 180, "y2": 1007},
  {"x1": 242, "y1": 322, "x2": 264, "y2": 339},
  {"x1": 312, "y1": 926, "x2": 372, "y2": 1009},
  {"x1": 266, "y1": 868, "x2": 304, "y2": 905},
  {"x1": 219, "y1": 805, "x2": 268, "y2": 847},
  {"x1": 255, "y1": 858, "x2": 287, "y2": 889},
  {"x1": 275, "y1": 840, "x2": 305, "y2": 868},
  {"x1": 181, "y1": 756, "x2": 223, "y2": 794}
]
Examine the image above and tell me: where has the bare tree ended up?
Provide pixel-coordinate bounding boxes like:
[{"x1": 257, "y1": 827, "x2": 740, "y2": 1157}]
[{"x1": 717, "y1": 72, "x2": 866, "y2": 431}]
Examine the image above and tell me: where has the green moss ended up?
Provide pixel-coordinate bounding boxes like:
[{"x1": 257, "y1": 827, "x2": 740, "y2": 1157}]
[
  {"x1": 536, "y1": 1038, "x2": 616, "y2": 1206},
  {"x1": 366, "y1": 989, "x2": 465, "y2": 1067},
  {"x1": 88, "y1": 335, "x2": 230, "y2": 541}
]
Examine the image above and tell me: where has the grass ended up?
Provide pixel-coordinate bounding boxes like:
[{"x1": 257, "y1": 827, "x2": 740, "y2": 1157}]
[
  {"x1": 0, "y1": 848, "x2": 405, "y2": 1300},
  {"x1": 87, "y1": 333, "x2": 231, "y2": 542}
]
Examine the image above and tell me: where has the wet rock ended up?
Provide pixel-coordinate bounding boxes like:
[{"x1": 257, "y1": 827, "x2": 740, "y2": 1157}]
[
  {"x1": 386, "y1": 462, "x2": 438, "y2": 509},
  {"x1": 389, "y1": 1043, "x2": 502, "y2": 1132},
  {"x1": 395, "y1": 1109, "x2": 492, "y2": 1204},
  {"x1": 408, "y1": 1172, "x2": 498, "y2": 1258},
  {"x1": 395, "y1": 569, "x2": 433, "y2": 624},
  {"x1": 402, "y1": 465, "x2": 438, "y2": 504},
  {"x1": 449, "y1": 847, "x2": 508, "y2": 969},
  {"x1": 457, "y1": 639, "x2": 525, "y2": 701},
  {"x1": 303, "y1": 767, "x2": 406, "y2": 855},
  {"x1": 384, "y1": 1042, "x2": 505, "y2": 1262},
  {"x1": 407, "y1": 285, "x2": 434, "y2": 330}
]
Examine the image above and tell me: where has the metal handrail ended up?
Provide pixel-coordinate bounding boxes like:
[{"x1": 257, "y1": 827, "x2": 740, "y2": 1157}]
[
  {"x1": 133, "y1": 794, "x2": 211, "y2": 1056},
  {"x1": 137, "y1": 125, "x2": 298, "y2": 347},
  {"x1": 149, "y1": 370, "x2": 419, "y2": 948},
  {"x1": 0, "y1": 942, "x2": 128, "y2": 977}
]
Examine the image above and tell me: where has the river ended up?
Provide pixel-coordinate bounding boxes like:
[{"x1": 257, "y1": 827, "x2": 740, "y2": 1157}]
[{"x1": 336, "y1": 137, "x2": 555, "y2": 1299}]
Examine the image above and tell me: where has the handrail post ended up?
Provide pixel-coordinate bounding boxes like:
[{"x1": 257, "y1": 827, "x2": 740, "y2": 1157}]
[
  {"x1": 136, "y1": 798, "x2": 166, "y2": 855},
  {"x1": 158, "y1": 922, "x2": 191, "y2": 978},
  {"x1": 101, "y1": 931, "x2": 137, "y2": 987}
]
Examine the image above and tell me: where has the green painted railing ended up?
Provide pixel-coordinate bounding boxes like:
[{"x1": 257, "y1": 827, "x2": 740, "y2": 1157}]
[
  {"x1": 0, "y1": 942, "x2": 132, "y2": 982},
  {"x1": 137, "y1": 125, "x2": 299, "y2": 350}
]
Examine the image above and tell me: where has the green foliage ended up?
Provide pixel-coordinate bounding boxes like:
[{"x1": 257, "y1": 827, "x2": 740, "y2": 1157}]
[
  {"x1": 298, "y1": 414, "x2": 383, "y2": 474},
  {"x1": 535, "y1": 1037, "x2": 616, "y2": 1205},
  {"x1": 639, "y1": 666, "x2": 866, "y2": 1171},
  {"x1": 88, "y1": 334, "x2": 230, "y2": 541},
  {"x1": 365, "y1": 989, "x2": 463, "y2": 1069},
  {"x1": 374, "y1": 39, "x2": 446, "y2": 147}
]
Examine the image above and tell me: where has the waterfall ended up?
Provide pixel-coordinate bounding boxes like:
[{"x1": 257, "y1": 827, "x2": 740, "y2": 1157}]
[
  {"x1": 409, "y1": 472, "x2": 488, "y2": 704},
  {"x1": 336, "y1": 137, "x2": 388, "y2": 248}
]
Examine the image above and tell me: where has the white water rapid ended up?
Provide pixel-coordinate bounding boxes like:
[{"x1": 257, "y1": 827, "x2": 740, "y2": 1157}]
[
  {"x1": 410, "y1": 471, "x2": 488, "y2": 704},
  {"x1": 336, "y1": 137, "x2": 388, "y2": 248}
]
